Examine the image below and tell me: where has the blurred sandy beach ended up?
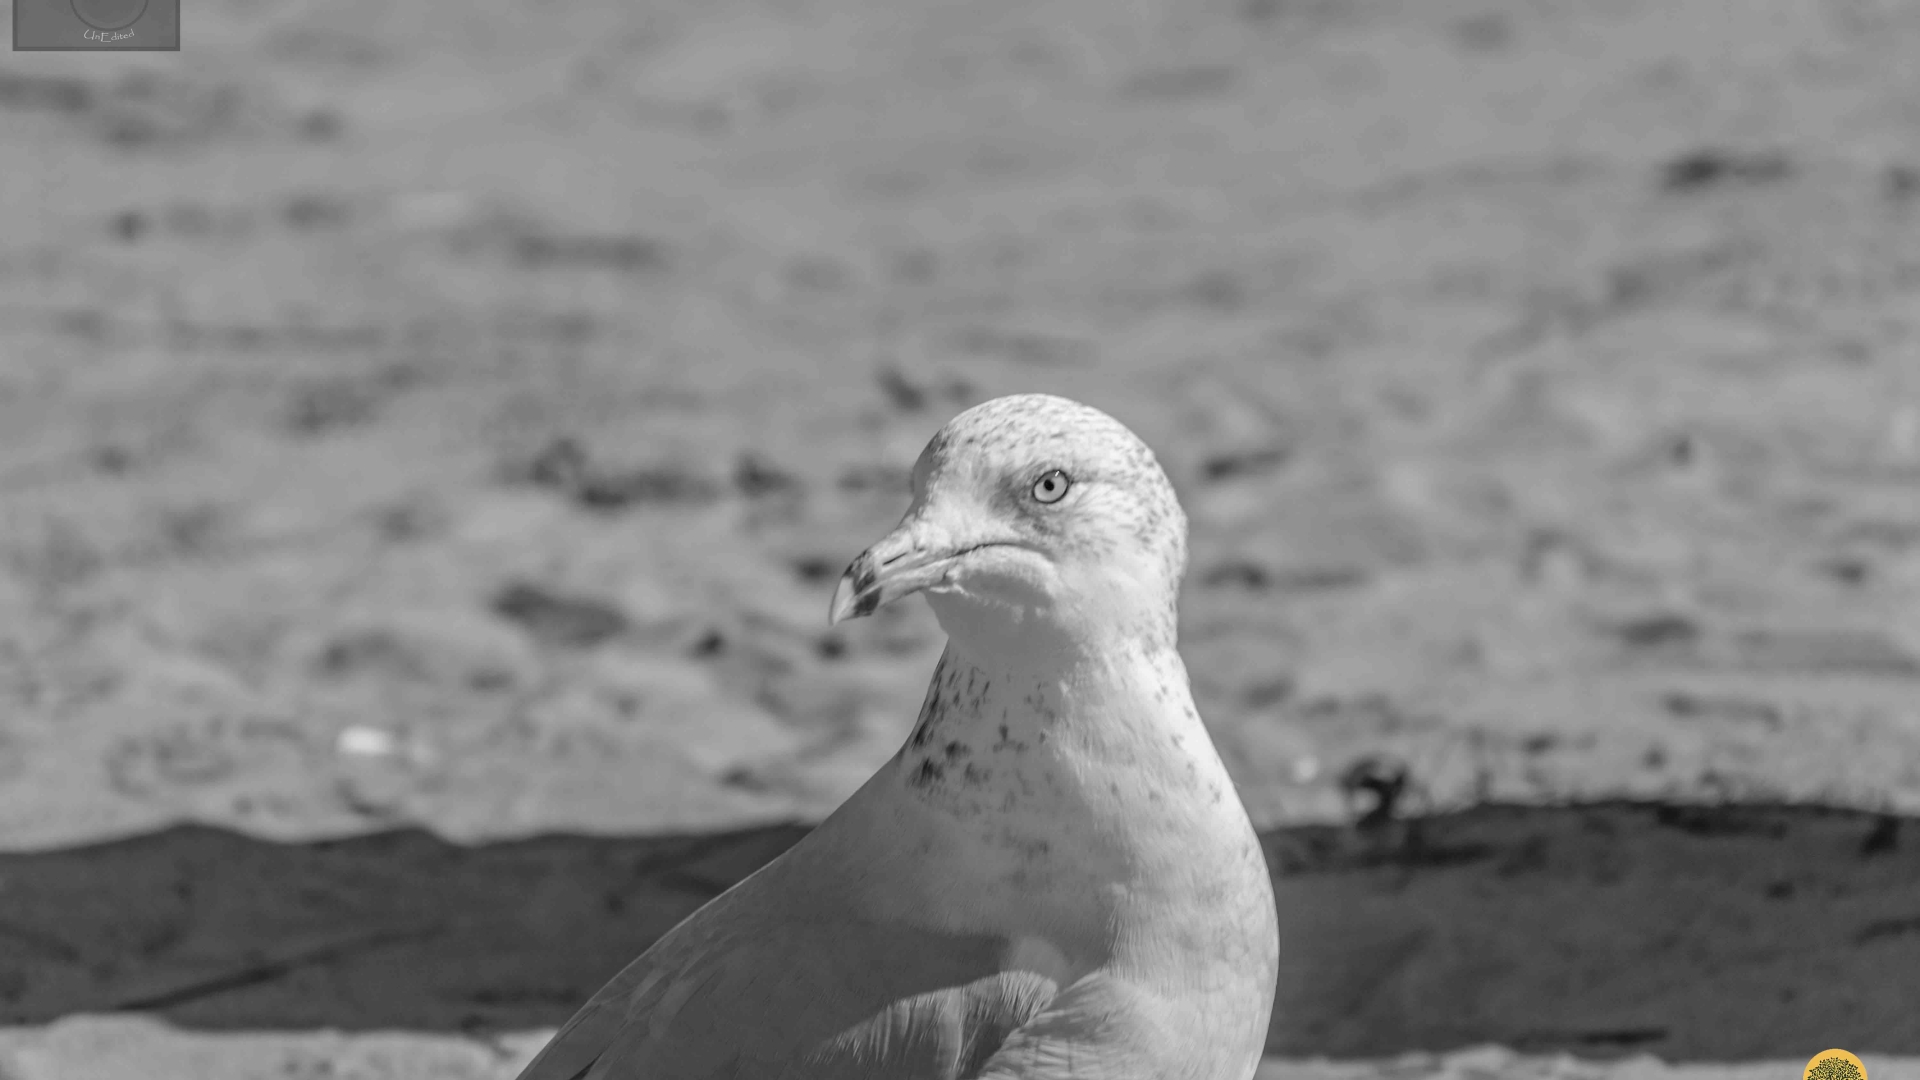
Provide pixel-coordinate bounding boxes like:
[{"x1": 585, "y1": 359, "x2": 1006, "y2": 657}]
[{"x1": 2, "y1": 0, "x2": 1918, "y2": 1073}]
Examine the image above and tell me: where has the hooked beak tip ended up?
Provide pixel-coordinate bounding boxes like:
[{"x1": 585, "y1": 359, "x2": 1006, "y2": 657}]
[{"x1": 827, "y1": 554, "x2": 879, "y2": 626}]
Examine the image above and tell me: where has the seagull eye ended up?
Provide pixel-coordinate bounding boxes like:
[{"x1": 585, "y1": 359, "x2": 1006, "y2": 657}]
[{"x1": 1030, "y1": 469, "x2": 1072, "y2": 504}]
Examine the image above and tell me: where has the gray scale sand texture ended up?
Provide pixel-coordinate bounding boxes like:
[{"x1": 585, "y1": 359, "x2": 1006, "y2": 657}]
[
  {"x1": 2, "y1": 0, "x2": 1919, "y2": 1075},
  {"x1": 5, "y1": 1018, "x2": 1920, "y2": 1080}
]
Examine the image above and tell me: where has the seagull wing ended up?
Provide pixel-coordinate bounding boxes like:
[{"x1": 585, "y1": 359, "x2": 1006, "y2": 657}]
[
  {"x1": 513, "y1": 887, "x2": 1060, "y2": 1080},
  {"x1": 975, "y1": 971, "x2": 1237, "y2": 1080}
]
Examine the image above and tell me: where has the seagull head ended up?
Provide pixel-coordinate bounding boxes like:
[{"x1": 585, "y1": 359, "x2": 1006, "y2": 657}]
[{"x1": 830, "y1": 394, "x2": 1188, "y2": 662}]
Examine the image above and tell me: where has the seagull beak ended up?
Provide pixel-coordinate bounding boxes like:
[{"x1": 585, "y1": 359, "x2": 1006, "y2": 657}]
[{"x1": 828, "y1": 522, "x2": 977, "y2": 626}]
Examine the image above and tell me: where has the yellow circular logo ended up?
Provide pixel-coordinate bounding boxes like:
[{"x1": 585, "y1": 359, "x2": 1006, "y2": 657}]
[{"x1": 1805, "y1": 1049, "x2": 1867, "y2": 1080}]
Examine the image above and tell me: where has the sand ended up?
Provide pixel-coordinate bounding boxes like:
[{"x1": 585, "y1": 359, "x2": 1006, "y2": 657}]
[{"x1": 2, "y1": 0, "x2": 1918, "y2": 1073}]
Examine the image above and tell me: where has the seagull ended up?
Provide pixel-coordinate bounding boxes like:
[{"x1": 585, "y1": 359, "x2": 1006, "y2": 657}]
[{"x1": 515, "y1": 394, "x2": 1280, "y2": 1079}]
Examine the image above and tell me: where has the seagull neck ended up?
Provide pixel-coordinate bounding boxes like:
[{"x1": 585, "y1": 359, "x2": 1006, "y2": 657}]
[
  {"x1": 888, "y1": 635, "x2": 1226, "y2": 824},
  {"x1": 838, "y1": 634, "x2": 1262, "y2": 966}
]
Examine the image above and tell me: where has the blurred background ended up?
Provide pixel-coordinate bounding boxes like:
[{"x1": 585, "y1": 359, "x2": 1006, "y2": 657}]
[{"x1": 2, "y1": 0, "x2": 1919, "y2": 1076}]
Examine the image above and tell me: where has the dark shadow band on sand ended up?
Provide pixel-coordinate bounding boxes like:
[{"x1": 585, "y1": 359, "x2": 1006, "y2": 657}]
[{"x1": 1, "y1": 802, "x2": 1915, "y2": 1059}]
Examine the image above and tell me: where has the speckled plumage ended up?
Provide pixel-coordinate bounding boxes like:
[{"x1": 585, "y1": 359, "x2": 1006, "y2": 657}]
[{"x1": 515, "y1": 395, "x2": 1279, "y2": 1080}]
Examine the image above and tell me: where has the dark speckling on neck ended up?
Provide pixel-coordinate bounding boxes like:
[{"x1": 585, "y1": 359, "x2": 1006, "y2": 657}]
[{"x1": 899, "y1": 647, "x2": 1026, "y2": 803}]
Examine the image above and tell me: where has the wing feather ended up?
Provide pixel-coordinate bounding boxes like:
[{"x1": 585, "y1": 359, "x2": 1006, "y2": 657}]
[
  {"x1": 515, "y1": 890, "x2": 1061, "y2": 1080},
  {"x1": 973, "y1": 973, "x2": 1190, "y2": 1080}
]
